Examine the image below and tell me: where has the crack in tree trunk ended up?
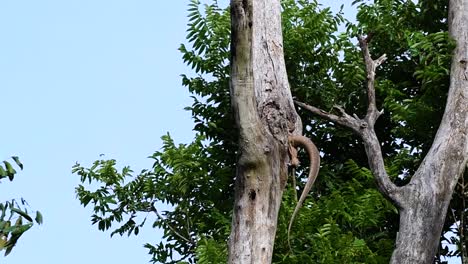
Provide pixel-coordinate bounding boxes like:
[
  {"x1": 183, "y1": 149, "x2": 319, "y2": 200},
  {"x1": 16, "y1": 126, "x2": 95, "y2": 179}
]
[{"x1": 228, "y1": 0, "x2": 301, "y2": 263}]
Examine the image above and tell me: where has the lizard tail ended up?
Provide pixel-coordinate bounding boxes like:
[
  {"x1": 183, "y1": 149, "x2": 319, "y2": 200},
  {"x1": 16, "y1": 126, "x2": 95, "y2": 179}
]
[{"x1": 287, "y1": 135, "x2": 320, "y2": 250}]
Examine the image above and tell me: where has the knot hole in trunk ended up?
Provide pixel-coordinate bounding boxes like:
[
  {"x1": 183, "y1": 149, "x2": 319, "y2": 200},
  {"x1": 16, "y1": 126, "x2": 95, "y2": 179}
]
[{"x1": 249, "y1": 189, "x2": 256, "y2": 200}]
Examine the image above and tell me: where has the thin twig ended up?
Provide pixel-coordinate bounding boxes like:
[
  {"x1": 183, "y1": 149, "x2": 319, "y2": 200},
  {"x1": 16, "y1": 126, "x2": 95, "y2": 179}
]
[{"x1": 150, "y1": 202, "x2": 195, "y2": 245}]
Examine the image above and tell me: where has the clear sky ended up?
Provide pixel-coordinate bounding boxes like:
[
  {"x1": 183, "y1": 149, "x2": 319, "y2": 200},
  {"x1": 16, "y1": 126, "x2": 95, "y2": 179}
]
[
  {"x1": 1, "y1": 1, "x2": 195, "y2": 263},
  {"x1": 0, "y1": 1, "x2": 458, "y2": 264}
]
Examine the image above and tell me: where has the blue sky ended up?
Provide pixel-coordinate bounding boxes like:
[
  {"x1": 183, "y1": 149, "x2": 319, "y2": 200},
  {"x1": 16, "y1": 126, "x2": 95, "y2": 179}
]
[
  {"x1": 1, "y1": 1, "x2": 194, "y2": 263},
  {"x1": 1, "y1": 1, "x2": 458, "y2": 264}
]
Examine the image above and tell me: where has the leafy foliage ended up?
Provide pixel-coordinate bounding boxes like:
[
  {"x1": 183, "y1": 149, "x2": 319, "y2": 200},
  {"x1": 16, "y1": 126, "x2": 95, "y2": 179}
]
[
  {"x1": 0, "y1": 157, "x2": 42, "y2": 256},
  {"x1": 75, "y1": 0, "x2": 395, "y2": 263},
  {"x1": 195, "y1": 237, "x2": 228, "y2": 264},
  {"x1": 273, "y1": 160, "x2": 396, "y2": 263},
  {"x1": 74, "y1": 133, "x2": 233, "y2": 263},
  {"x1": 74, "y1": 0, "x2": 461, "y2": 262},
  {"x1": 340, "y1": 0, "x2": 461, "y2": 262},
  {"x1": 0, "y1": 157, "x2": 22, "y2": 182}
]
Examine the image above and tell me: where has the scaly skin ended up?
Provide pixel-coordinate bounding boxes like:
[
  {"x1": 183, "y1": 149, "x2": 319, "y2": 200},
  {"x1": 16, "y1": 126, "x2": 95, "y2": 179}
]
[{"x1": 287, "y1": 135, "x2": 321, "y2": 247}]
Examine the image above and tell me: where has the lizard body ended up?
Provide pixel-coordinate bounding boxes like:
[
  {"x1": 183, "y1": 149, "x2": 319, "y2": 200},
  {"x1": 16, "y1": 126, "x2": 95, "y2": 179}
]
[{"x1": 287, "y1": 134, "x2": 320, "y2": 246}]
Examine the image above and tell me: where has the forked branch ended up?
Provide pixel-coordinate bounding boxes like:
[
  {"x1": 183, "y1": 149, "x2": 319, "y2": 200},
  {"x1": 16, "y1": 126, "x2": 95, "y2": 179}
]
[
  {"x1": 358, "y1": 35, "x2": 387, "y2": 126},
  {"x1": 295, "y1": 35, "x2": 402, "y2": 205}
]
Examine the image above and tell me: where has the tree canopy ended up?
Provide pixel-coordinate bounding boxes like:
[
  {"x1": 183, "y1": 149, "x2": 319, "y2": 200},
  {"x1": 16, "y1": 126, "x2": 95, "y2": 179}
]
[{"x1": 74, "y1": 0, "x2": 465, "y2": 263}]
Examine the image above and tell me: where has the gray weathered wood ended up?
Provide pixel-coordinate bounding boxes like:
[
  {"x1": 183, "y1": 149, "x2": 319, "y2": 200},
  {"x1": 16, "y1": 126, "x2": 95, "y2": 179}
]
[
  {"x1": 390, "y1": 1, "x2": 468, "y2": 262},
  {"x1": 228, "y1": 0, "x2": 301, "y2": 263}
]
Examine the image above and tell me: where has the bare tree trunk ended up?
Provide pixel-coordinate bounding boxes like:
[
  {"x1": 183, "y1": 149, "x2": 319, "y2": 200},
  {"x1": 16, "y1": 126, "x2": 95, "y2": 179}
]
[
  {"x1": 461, "y1": 174, "x2": 468, "y2": 264},
  {"x1": 228, "y1": 0, "x2": 301, "y2": 263},
  {"x1": 390, "y1": 1, "x2": 468, "y2": 262},
  {"x1": 390, "y1": 193, "x2": 454, "y2": 263}
]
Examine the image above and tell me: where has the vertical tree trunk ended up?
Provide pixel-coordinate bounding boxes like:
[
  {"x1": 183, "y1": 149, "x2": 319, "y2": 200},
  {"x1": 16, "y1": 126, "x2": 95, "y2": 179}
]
[
  {"x1": 228, "y1": 0, "x2": 300, "y2": 263},
  {"x1": 461, "y1": 174, "x2": 468, "y2": 264},
  {"x1": 389, "y1": 0, "x2": 468, "y2": 262},
  {"x1": 390, "y1": 188, "x2": 454, "y2": 263}
]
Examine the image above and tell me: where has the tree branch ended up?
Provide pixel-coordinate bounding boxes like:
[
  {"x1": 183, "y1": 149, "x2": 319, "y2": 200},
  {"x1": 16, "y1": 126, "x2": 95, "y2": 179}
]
[
  {"x1": 358, "y1": 35, "x2": 386, "y2": 126},
  {"x1": 150, "y1": 202, "x2": 195, "y2": 245},
  {"x1": 293, "y1": 101, "x2": 361, "y2": 133},
  {"x1": 294, "y1": 35, "x2": 402, "y2": 205}
]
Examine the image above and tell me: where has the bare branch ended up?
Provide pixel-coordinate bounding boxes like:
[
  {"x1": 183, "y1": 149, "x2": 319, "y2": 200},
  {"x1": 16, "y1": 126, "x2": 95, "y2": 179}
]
[
  {"x1": 294, "y1": 100, "x2": 361, "y2": 133},
  {"x1": 375, "y1": 54, "x2": 388, "y2": 67},
  {"x1": 294, "y1": 36, "x2": 402, "y2": 205},
  {"x1": 358, "y1": 35, "x2": 386, "y2": 126}
]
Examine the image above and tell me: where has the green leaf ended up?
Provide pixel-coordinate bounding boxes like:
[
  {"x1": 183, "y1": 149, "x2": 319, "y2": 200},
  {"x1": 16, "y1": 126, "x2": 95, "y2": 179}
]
[
  {"x1": 35, "y1": 211, "x2": 43, "y2": 225},
  {"x1": 10, "y1": 208, "x2": 33, "y2": 222},
  {"x1": 11, "y1": 157, "x2": 23, "y2": 170},
  {"x1": 3, "y1": 161, "x2": 16, "y2": 181},
  {"x1": 0, "y1": 166, "x2": 7, "y2": 178}
]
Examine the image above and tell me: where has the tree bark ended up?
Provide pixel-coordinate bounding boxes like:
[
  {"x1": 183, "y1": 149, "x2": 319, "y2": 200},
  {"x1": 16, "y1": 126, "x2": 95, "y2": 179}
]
[
  {"x1": 390, "y1": 1, "x2": 468, "y2": 262},
  {"x1": 228, "y1": 0, "x2": 301, "y2": 263}
]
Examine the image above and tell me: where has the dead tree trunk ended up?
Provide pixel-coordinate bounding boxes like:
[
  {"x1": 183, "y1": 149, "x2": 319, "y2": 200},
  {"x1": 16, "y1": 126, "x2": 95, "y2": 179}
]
[
  {"x1": 389, "y1": 1, "x2": 468, "y2": 262},
  {"x1": 390, "y1": 1, "x2": 468, "y2": 261},
  {"x1": 295, "y1": 0, "x2": 468, "y2": 263},
  {"x1": 228, "y1": 0, "x2": 302, "y2": 263}
]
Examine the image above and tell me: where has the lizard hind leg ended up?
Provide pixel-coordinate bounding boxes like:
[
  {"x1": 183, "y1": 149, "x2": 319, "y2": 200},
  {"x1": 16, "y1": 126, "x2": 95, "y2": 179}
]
[
  {"x1": 288, "y1": 143, "x2": 300, "y2": 202},
  {"x1": 290, "y1": 167, "x2": 298, "y2": 202}
]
